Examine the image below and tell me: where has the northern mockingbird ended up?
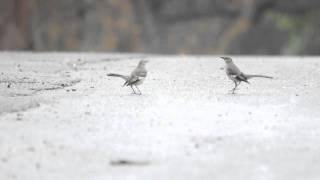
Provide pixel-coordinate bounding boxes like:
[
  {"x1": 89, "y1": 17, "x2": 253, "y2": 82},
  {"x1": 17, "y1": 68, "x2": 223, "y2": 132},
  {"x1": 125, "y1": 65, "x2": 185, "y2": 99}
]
[
  {"x1": 107, "y1": 60, "x2": 148, "y2": 95},
  {"x1": 221, "y1": 57, "x2": 273, "y2": 94}
]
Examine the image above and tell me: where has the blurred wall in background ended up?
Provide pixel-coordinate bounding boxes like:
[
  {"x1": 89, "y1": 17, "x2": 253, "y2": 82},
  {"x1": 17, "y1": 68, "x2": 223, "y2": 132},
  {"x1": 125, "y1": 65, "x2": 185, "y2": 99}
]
[{"x1": 1, "y1": 0, "x2": 320, "y2": 54}]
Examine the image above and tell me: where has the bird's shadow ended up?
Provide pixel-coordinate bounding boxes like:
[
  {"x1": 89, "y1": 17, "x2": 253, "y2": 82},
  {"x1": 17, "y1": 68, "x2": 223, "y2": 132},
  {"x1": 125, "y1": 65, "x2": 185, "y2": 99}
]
[
  {"x1": 220, "y1": 92, "x2": 252, "y2": 97},
  {"x1": 120, "y1": 93, "x2": 148, "y2": 97}
]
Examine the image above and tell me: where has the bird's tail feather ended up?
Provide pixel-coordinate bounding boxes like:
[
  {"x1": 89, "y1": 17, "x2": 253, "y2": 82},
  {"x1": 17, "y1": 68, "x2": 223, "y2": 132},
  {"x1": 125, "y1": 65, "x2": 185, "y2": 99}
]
[
  {"x1": 245, "y1": 74, "x2": 273, "y2": 79},
  {"x1": 107, "y1": 73, "x2": 129, "y2": 81}
]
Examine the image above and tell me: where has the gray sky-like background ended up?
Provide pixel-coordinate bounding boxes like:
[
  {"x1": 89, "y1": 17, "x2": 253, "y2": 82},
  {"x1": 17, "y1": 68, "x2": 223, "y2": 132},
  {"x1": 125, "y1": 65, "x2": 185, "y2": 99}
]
[{"x1": 1, "y1": 0, "x2": 320, "y2": 55}]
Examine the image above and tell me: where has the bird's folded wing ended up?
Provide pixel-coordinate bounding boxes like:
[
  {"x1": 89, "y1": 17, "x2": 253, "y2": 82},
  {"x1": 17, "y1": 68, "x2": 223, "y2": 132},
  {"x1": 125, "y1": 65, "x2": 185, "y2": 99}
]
[
  {"x1": 237, "y1": 73, "x2": 248, "y2": 81},
  {"x1": 227, "y1": 68, "x2": 240, "y2": 75},
  {"x1": 136, "y1": 71, "x2": 147, "y2": 77},
  {"x1": 124, "y1": 76, "x2": 142, "y2": 86}
]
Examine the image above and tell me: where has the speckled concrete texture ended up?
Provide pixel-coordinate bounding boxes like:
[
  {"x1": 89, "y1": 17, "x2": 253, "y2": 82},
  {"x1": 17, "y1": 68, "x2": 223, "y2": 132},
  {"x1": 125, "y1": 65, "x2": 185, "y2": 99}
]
[{"x1": 0, "y1": 53, "x2": 320, "y2": 180}]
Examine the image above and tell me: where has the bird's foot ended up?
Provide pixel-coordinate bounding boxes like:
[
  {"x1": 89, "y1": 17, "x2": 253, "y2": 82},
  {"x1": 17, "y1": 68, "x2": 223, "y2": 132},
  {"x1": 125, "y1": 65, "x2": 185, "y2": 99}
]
[
  {"x1": 130, "y1": 92, "x2": 142, "y2": 95},
  {"x1": 228, "y1": 89, "x2": 237, "y2": 94}
]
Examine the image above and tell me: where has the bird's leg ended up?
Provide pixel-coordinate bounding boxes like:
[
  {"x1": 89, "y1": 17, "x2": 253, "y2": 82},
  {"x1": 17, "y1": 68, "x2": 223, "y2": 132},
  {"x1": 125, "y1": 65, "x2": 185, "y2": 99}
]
[
  {"x1": 234, "y1": 81, "x2": 241, "y2": 90},
  {"x1": 232, "y1": 81, "x2": 238, "y2": 94},
  {"x1": 135, "y1": 85, "x2": 142, "y2": 95},
  {"x1": 130, "y1": 85, "x2": 136, "y2": 94},
  {"x1": 228, "y1": 81, "x2": 236, "y2": 94}
]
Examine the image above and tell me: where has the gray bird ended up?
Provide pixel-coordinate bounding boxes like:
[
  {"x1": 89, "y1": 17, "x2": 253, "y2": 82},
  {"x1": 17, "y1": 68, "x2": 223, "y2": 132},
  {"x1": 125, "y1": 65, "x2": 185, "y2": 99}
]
[
  {"x1": 107, "y1": 60, "x2": 148, "y2": 95},
  {"x1": 221, "y1": 57, "x2": 273, "y2": 94}
]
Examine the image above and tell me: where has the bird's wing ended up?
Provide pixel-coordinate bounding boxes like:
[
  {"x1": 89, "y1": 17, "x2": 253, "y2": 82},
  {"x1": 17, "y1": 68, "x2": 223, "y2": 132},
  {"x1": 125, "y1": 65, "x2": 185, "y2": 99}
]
[
  {"x1": 124, "y1": 65, "x2": 147, "y2": 86},
  {"x1": 226, "y1": 64, "x2": 241, "y2": 76},
  {"x1": 226, "y1": 64, "x2": 249, "y2": 82},
  {"x1": 137, "y1": 71, "x2": 147, "y2": 77},
  {"x1": 124, "y1": 75, "x2": 141, "y2": 86},
  {"x1": 236, "y1": 73, "x2": 249, "y2": 82},
  {"x1": 132, "y1": 68, "x2": 147, "y2": 78}
]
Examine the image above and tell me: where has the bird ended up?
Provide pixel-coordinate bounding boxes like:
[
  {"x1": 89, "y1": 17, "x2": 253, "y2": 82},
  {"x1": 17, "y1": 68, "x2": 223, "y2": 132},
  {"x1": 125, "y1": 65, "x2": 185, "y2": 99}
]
[
  {"x1": 221, "y1": 57, "x2": 273, "y2": 94},
  {"x1": 107, "y1": 60, "x2": 148, "y2": 95}
]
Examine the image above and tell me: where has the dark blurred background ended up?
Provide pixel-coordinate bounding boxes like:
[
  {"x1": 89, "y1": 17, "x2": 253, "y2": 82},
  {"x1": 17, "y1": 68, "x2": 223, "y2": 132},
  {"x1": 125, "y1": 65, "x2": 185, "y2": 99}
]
[{"x1": 1, "y1": 0, "x2": 320, "y2": 54}]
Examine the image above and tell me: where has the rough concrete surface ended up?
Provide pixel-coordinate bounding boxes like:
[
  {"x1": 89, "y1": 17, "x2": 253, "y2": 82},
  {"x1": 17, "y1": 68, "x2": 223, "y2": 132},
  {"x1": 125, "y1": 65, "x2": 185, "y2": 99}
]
[{"x1": 0, "y1": 52, "x2": 320, "y2": 180}]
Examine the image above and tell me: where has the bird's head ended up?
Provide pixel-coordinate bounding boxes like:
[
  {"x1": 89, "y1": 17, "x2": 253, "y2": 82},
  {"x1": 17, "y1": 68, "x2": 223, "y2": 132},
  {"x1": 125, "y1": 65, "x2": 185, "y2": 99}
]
[{"x1": 220, "y1": 57, "x2": 233, "y2": 64}]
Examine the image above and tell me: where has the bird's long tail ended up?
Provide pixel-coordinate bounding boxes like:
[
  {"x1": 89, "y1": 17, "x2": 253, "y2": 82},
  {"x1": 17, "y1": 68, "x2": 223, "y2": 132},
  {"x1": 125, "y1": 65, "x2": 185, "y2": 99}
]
[
  {"x1": 245, "y1": 74, "x2": 273, "y2": 79},
  {"x1": 107, "y1": 73, "x2": 129, "y2": 81}
]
